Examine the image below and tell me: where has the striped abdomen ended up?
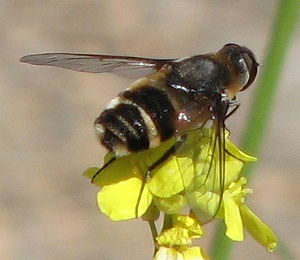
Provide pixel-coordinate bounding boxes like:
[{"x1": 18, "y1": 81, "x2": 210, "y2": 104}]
[{"x1": 94, "y1": 85, "x2": 176, "y2": 156}]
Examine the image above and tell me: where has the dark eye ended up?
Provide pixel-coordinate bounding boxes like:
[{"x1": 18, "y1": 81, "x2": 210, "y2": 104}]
[
  {"x1": 220, "y1": 44, "x2": 259, "y2": 91},
  {"x1": 236, "y1": 55, "x2": 250, "y2": 85},
  {"x1": 239, "y1": 49, "x2": 259, "y2": 91}
]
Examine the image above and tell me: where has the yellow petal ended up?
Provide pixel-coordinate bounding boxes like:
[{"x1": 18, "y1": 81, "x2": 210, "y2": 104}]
[
  {"x1": 225, "y1": 140, "x2": 257, "y2": 162},
  {"x1": 154, "y1": 195, "x2": 186, "y2": 214},
  {"x1": 83, "y1": 167, "x2": 99, "y2": 179},
  {"x1": 187, "y1": 191, "x2": 220, "y2": 222},
  {"x1": 188, "y1": 131, "x2": 253, "y2": 194},
  {"x1": 157, "y1": 226, "x2": 193, "y2": 246},
  {"x1": 240, "y1": 204, "x2": 278, "y2": 252},
  {"x1": 97, "y1": 177, "x2": 152, "y2": 220},
  {"x1": 156, "y1": 215, "x2": 203, "y2": 247},
  {"x1": 87, "y1": 138, "x2": 177, "y2": 187},
  {"x1": 173, "y1": 215, "x2": 203, "y2": 237},
  {"x1": 223, "y1": 190, "x2": 244, "y2": 241},
  {"x1": 148, "y1": 156, "x2": 194, "y2": 198}
]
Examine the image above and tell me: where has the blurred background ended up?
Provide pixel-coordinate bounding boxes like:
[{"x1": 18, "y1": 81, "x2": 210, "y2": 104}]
[{"x1": 1, "y1": 1, "x2": 300, "y2": 259}]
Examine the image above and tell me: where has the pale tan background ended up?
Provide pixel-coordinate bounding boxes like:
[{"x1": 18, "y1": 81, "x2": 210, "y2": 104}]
[{"x1": 2, "y1": 1, "x2": 300, "y2": 259}]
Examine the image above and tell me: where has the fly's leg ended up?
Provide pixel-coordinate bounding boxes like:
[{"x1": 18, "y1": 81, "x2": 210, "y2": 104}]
[
  {"x1": 147, "y1": 135, "x2": 186, "y2": 178},
  {"x1": 136, "y1": 135, "x2": 187, "y2": 215},
  {"x1": 91, "y1": 156, "x2": 116, "y2": 183}
]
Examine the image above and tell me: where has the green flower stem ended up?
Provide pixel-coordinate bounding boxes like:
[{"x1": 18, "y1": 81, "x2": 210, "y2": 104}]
[
  {"x1": 149, "y1": 214, "x2": 173, "y2": 256},
  {"x1": 148, "y1": 220, "x2": 159, "y2": 253},
  {"x1": 241, "y1": 0, "x2": 300, "y2": 171},
  {"x1": 162, "y1": 214, "x2": 173, "y2": 231},
  {"x1": 210, "y1": 1, "x2": 300, "y2": 259}
]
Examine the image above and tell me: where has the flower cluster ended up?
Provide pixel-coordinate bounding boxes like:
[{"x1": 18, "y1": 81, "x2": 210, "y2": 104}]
[{"x1": 84, "y1": 129, "x2": 277, "y2": 259}]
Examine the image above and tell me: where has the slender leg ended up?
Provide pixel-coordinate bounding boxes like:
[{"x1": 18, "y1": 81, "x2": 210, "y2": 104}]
[{"x1": 91, "y1": 156, "x2": 116, "y2": 183}]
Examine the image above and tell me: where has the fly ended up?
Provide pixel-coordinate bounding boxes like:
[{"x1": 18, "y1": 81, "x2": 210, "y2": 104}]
[{"x1": 20, "y1": 43, "x2": 258, "y2": 222}]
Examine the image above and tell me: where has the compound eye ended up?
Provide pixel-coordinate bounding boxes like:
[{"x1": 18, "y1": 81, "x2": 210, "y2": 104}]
[
  {"x1": 220, "y1": 44, "x2": 259, "y2": 91},
  {"x1": 240, "y1": 51, "x2": 259, "y2": 91},
  {"x1": 236, "y1": 55, "x2": 250, "y2": 89}
]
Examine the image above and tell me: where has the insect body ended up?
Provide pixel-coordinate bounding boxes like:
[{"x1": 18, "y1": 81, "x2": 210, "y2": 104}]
[
  {"x1": 20, "y1": 43, "x2": 258, "y2": 158},
  {"x1": 20, "y1": 44, "x2": 258, "y2": 222}
]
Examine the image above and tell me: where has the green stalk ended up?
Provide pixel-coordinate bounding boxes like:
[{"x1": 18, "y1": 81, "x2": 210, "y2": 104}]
[
  {"x1": 241, "y1": 0, "x2": 300, "y2": 171},
  {"x1": 210, "y1": 1, "x2": 300, "y2": 259},
  {"x1": 148, "y1": 220, "x2": 159, "y2": 254}
]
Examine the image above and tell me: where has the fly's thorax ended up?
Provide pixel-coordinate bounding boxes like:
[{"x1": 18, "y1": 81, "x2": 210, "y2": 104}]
[
  {"x1": 163, "y1": 56, "x2": 232, "y2": 132},
  {"x1": 166, "y1": 44, "x2": 258, "y2": 105},
  {"x1": 167, "y1": 55, "x2": 232, "y2": 98}
]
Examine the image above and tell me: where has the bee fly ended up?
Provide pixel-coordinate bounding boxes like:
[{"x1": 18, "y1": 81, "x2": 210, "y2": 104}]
[{"x1": 20, "y1": 44, "x2": 258, "y2": 216}]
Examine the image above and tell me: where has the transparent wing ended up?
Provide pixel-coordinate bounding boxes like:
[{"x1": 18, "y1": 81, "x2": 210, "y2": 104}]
[
  {"x1": 180, "y1": 121, "x2": 227, "y2": 224},
  {"x1": 19, "y1": 53, "x2": 174, "y2": 78}
]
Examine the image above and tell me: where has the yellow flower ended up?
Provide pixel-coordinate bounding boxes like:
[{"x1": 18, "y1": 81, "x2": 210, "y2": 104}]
[
  {"x1": 154, "y1": 215, "x2": 208, "y2": 260},
  {"x1": 156, "y1": 215, "x2": 203, "y2": 246},
  {"x1": 84, "y1": 128, "x2": 278, "y2": 257}
]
